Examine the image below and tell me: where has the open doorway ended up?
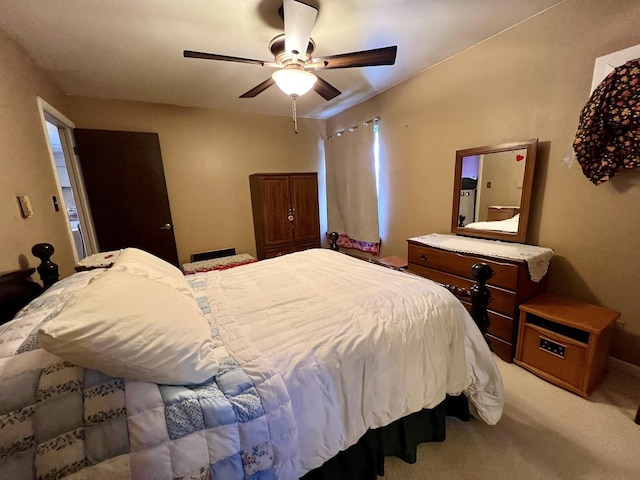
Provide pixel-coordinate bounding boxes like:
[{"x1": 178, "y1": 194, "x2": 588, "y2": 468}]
[
  {"x1": 37, "y1": 98, "x2": 97, "y2": 262},
  {"x1": 46, "y1": 120, "x2": 86, "y2": 259}
]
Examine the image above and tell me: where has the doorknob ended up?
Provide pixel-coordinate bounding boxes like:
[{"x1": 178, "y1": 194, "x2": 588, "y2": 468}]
[{"x1": 160, "y1": 223, "x2": 173, "y2": 230}]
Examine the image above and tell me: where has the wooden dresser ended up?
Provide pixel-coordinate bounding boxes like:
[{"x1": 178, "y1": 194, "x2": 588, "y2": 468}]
[{"x1": 407, "y1": 235, "x2": 550, "y2": 362}]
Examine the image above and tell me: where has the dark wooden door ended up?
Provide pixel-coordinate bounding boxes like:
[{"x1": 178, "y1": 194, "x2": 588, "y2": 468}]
[
  {"x1": 290, "y1": 174, "x2": 320, "y2": 242},
  {"x1": 73, "y1": 129, "x2": 179, "y2": 266},
  {"x1": 258, "y1": 175, "x2": 294, "y2": 246}
]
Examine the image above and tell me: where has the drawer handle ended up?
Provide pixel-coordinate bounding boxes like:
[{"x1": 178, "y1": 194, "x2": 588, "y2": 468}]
[
  {"x1": 419, "y1": 253, "x2": 428, "y2": 261},
  {"x1": 444, "y1": 283, "x2": 471, "y2": 299}
]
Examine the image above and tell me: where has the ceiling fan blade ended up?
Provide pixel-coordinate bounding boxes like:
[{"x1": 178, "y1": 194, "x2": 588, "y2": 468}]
[
  {"x1": 284, "y1": 0, "x2": 318, "y2": 56},
  {"x1": 239, "y1": 77, "x2": 276, "y2": 98},
  {"x1": 313, "y1": 75, "x2": 341, "y2": 101},
  {"x1": 315, "y1": 46, "x2": 398, "y2": 69},
  {"x1": 184, "y1": 50, "x2": 268, "y2": 66}
]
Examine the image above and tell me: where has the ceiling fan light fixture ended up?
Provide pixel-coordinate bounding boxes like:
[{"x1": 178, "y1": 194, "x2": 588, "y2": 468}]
[{"x1": 272, "y1": 68, "x2": 317, "y2": 96}]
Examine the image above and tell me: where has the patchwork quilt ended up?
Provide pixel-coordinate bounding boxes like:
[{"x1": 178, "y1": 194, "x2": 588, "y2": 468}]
[{"x1": 0, "y1": 271, "x2": 297, "y2": 480}]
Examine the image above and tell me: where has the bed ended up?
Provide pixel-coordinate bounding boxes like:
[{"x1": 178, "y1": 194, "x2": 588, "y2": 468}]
[
  {"x1": 0, "y1": 245, "x2": 503, "y2": 479},
  {"x1": 464, "y1": 213, "x2": 520, "y2": 233}
]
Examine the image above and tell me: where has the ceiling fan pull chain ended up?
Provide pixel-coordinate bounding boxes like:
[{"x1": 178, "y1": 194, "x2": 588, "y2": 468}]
[{"x1": 292, "y1": 95, "x2": 299, "y2": 134}]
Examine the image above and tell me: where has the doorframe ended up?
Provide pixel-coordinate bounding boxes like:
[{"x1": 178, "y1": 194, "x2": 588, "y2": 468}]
[{"x1": 36, "y1": 97, "x2": 99, "y2": 258}]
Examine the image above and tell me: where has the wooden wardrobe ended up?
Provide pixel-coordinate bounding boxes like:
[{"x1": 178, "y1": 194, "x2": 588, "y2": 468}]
[{"x1": 249, "y1": 173, "x2": 321, "y2": 260}]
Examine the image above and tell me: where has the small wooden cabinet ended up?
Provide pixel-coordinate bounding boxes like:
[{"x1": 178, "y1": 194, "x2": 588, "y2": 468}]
[
  {"x1": 250, "y1": 173, "x2": 321, "y2": 260},
  {"x1": 407, "y1": 239, "x2": 548, "y2": 361},
  {"x1": 487, "y1": 206, "x2": 520, "y2": 221},
  {"x1": 515, "y1": 293, "x2": 619, "y2": 397}
]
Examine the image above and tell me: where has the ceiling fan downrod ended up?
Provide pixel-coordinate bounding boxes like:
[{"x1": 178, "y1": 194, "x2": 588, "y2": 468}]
[{"x1": 291, "y1": 94, "x2": 299, "y2": 134}]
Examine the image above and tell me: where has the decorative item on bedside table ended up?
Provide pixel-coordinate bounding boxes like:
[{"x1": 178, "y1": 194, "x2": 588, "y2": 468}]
[{"x1": 328, "y1": 231, "x2": 340, "y2": 251}]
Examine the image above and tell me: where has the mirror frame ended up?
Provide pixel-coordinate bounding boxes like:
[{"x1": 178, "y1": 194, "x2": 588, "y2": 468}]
[{"x1": 451, "y1": 138, "x2": 538, "y2": 244}]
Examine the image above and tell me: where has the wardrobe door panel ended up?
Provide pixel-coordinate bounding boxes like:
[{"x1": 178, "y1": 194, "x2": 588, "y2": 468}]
[
  {"x1": 259, "y1": 176, "x2": 293, "y2": 246},
  {"x1": 291, "y1": 174, "x2": 320, "y2": 243}
]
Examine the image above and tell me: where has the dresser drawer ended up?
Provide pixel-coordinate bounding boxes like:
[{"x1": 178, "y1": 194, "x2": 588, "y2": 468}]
[
  {"x1": 461, "y1": 301, "x2": 515, "y2": 342},
  {"x1": 410, "y1": 264, "x2": 517, "y2": 318},
  {"x1": 486, "y1": 334, "x2": 514, "y2": 361},
  {"x1": 408, "y1": 243, "x2": 519, "y2": 291},
  {"x1": 463, "y1": 298, "x2": 516, "y2": 357}
]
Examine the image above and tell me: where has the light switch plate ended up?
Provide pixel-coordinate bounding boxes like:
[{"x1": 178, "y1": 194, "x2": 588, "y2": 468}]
[{"x1": 17, "y1": 195, "x2": 33, "y2": 218}]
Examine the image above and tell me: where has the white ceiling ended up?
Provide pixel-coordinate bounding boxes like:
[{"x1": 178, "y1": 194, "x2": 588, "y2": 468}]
[{"x1": 0, "y1": 0, "x2": 563, "y2": 120}]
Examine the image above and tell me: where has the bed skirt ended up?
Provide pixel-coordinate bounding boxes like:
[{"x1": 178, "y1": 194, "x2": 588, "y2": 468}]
[{"x1": 301, "y1": 394, "x2": 470, "y2": 480}]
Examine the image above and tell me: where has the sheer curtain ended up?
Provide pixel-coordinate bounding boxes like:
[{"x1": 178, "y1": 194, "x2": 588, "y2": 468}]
[{"x1": 325, "y1": 120, "x2": 380, "y2": 254}]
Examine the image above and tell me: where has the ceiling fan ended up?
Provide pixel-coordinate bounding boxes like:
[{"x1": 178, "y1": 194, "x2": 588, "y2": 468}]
[{"x1": 183, "y1": 0, "x2": 398, "y2": 102}]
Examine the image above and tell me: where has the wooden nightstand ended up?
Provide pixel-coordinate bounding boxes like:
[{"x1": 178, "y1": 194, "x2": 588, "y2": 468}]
[
  {"x1": 514, "y1": 293, "x2": 620, "y2": 398},
  {"x1": 371, "y1": 255, "x2": 408, "y2": 271}
]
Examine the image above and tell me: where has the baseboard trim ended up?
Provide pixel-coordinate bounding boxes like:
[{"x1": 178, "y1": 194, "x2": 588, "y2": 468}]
[{"x1": 609, "y1": 356, "x2": 640, "y2": 378}]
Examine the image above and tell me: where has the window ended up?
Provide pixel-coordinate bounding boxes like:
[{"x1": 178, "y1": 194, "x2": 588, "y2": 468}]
[{"x1": 325, "y1": 118, "x2": 380, "y2": 255}]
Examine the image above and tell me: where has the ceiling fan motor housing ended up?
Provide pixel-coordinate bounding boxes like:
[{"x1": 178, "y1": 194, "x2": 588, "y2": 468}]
[{"x1": 269, "y1": 33, "x2": 315, "y2": 66}]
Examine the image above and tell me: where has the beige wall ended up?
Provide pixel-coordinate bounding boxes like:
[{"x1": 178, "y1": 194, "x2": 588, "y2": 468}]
[
  {"x1": 327, "y1": 0, "x2": 640, "y2": 365},
  {"x1": 65, "y1": 98, "x2": 326, "y2": 266},
  {"x1": 0, "y1": 29, "x2": 77, "y2": 278}
]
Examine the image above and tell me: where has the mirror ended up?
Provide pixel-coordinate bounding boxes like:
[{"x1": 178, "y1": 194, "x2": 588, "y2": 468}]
[{"x1": 451, "y1": 139, "x2": 538, "y2": 244}]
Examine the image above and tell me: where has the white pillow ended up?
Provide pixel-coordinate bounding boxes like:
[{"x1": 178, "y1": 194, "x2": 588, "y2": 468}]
[
  {"x1": 110, "y1": 248, "x2": 193, "y2": 297},
  {"x1": 38, "y1": 269, "x2": 219, "y2": 385}
]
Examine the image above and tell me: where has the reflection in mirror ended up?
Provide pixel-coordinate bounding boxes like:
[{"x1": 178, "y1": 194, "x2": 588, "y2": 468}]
[
  {"x1": 459, "y1": 148, "x2": 527, "y2": 226},
  {"x1": 451, "y1": 139, "x2": 538, "y2": 244}
]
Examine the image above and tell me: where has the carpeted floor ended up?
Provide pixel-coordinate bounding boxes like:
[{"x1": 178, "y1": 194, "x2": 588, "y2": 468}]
[{"x1": 383, "y1": 357, "x2": 640, "y2": 480}]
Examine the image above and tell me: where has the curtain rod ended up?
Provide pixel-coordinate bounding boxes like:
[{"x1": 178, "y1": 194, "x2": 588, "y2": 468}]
[{"x1": 326, "y1": 116, "x2": 379, "y2": 141}]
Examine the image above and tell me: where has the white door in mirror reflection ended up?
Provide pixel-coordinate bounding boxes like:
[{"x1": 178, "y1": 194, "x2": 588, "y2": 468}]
[{"x1": 458, "y1": 189, "x2": 476, "y2": 226}]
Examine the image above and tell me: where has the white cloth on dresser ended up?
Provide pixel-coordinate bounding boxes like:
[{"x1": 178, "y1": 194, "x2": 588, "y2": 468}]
[{"x1": 409, "y1": 233, "x2": 553, "y2": 282}]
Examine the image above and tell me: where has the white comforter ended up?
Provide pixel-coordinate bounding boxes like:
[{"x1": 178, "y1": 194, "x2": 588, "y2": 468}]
[{"x1": 201, "y1": 249, "x2": 504, "y2": 477}]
